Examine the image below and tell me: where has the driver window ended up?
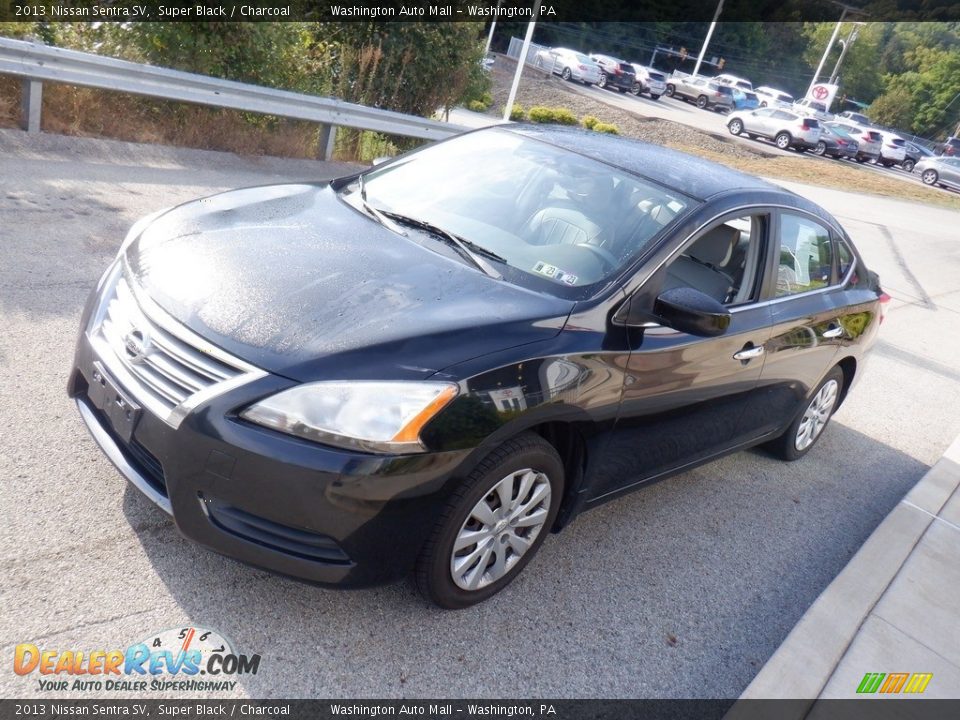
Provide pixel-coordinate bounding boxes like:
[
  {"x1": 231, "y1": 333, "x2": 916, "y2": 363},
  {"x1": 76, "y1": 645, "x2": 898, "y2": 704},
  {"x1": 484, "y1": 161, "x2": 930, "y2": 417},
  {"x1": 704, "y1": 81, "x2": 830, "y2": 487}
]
[
  {"x1": 775, "y1": 213, "x2": 834, "y2": 296},
  {"x1": 662, "y1": 214, "x2": 767, "y2": 306}
]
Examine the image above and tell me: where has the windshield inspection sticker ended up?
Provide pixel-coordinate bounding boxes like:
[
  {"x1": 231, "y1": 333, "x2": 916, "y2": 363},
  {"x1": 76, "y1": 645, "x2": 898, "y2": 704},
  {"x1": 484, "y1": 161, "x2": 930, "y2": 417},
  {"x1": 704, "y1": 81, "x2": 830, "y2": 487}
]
[{"x1": 533, "y1": 262, "x2": 578, "y2": 285}]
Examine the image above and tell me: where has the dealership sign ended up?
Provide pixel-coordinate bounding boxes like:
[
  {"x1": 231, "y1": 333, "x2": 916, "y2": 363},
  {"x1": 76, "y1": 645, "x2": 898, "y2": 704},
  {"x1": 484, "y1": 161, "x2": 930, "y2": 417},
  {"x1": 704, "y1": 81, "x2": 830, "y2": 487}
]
[{"x1": 806, "y1": 83, "x2": 839, "y2": 108}]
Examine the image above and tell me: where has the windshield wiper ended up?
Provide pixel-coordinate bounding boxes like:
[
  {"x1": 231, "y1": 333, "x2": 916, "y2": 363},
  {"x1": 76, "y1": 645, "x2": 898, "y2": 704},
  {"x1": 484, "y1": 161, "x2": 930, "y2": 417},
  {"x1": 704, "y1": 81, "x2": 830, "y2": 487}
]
[
  {"x1": 380, "y1": 211, "x2": 504, "y2": 280},
  {"x1": 356, "y1": 174, "x2": 407, "y2": 236}
]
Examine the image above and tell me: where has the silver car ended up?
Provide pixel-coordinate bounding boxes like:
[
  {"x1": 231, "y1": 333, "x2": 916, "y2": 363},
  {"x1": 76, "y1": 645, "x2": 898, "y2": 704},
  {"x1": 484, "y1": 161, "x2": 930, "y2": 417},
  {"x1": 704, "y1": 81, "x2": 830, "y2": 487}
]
[
  {"x1": 828, "y1": 122, "x2": 882, "y2": 163},
  {"x1": 666, "y1": 74, "x2": 735, "y2": 111},
  {"x1": 534, "y1": 47, "x2": 601, "y2": 85},
  {"x1": 915, "y1": 156, "x2": 960, "y2": 190},
  {"x1": 726, "y1": 107, "x2": 822, "y2": 151},
  {"x1": 630, "y1": 64, "x2": 666, "y2": 99}
]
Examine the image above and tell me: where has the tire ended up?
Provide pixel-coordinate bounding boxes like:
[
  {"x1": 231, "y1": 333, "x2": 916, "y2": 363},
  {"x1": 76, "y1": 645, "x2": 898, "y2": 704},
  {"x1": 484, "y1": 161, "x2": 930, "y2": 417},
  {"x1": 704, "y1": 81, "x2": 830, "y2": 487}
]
[
  {"x1": 696, "y1": 95, "x2": 708, "y2": 109},
  {"x1": 921, "y1": 169, "x2": 939, "y2": 186},
  {"x1": 630, "y1": 82, "x2": 641, "y2": 96},
  {"x1": 414, "y1": 433, "x2": 564, "y2": 609},
  {"x1": 775, "y1": 132, "x2": 791, "y2": 150},
  {"x1": 728, "y1": 118, "x2": 744, "y2": 136},
  {"x1": 598, "y1": 74, "x2": 608, "y2": 89},
  {"x1": 665, "y1": 84, "x2": 675, "y2": 97},
  {"x1": 814, "y1": 141, "x2": 827, "y2": 156},
  {"x1": 766, "y1": 366, "x2": 844, "y2": 461},
  {"x1": 902, "y1": 159, "x2": 915, "y2": 173},
  {"x1": 561, "y1": 67, "x2": 572, "y2": 81}
]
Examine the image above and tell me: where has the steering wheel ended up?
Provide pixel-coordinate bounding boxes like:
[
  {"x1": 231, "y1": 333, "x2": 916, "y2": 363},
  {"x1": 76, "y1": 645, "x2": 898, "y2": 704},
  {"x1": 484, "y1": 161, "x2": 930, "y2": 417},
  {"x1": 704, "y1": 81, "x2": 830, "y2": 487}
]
[{"x1": 575, "y1": 242, "x2": 619, "y2": 270}]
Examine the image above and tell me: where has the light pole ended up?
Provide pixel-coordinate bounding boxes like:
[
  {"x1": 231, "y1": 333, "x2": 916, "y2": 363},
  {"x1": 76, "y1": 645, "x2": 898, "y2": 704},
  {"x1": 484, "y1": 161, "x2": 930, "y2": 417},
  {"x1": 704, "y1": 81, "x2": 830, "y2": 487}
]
[
  {"x1": 692, "y1": 0, "x2": 724, "y2": 78},
  {"x1": 807, "y1": 2, "x2": 866, "y2": 97},
  {"x1": 483, "y1": 0, "x2": 502, "y2": 55},
  {"x1": 503, "y1": 0, "x2": 542, "y2": 122},
  {"x1": 829, "y1": 22, "x2": 863, "y2": 85}
]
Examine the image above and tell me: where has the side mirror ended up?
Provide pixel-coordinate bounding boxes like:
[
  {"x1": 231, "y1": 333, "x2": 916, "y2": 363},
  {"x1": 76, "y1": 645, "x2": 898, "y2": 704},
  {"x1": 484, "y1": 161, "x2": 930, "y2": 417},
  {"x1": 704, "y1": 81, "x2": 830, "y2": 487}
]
[{"x1": 653, "y1": 287, "x2": 731, "y2": 337}]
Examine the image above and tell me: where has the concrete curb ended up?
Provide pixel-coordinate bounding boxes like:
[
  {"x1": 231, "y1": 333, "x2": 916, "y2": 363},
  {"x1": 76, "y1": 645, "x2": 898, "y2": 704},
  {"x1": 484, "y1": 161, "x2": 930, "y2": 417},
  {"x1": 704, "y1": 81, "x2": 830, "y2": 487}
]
[{"x1": 732, "y1": 433, "x2": 960, "y2": 709}]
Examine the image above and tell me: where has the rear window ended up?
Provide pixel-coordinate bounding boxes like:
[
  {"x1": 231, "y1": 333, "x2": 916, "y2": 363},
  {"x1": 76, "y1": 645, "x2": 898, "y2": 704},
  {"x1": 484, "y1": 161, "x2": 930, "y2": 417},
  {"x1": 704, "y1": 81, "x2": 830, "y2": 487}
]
[
  {"x1": 891, "y1": 138, "x2": 906, "y2": 146},
  {"x1": 717, "y1": 86, "x2": 734, "y2": 95},
  {"x1": 866, "y1": 131, "x2": 882, "y2": 141},
  {"x1": 649, "y1": 71, "x2": 665, "y2": 81},
  {"x1": 803, "y1": 118, "x2": 821, "y2": 128},
  {"x1": 778, "y1": 93, "x2": 794, "y2": 103},
  {"x1": 618, "y1": 63, "x2": 635, "y2": 73}
]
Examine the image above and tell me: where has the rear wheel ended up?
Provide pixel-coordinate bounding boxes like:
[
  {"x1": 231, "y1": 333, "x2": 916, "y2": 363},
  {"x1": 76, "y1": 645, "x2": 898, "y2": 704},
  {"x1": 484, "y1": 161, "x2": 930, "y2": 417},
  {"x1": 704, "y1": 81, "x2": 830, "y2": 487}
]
[
  {"x1": 775, "y1": 132, "x2": 791, "y2": 150},
  {"x1": 814, "y1": 141, "x2": 827, "y2": 156},
  {"x1": 767, "y1": 366, "x2": 844, "y2": 461},
  {"x1": 696, "y1": 95, "x2": 709, "y2": 109},
  {"x1": 561, "y1": 67, "x2": 572, "y2": 81},
  {"x1": 414, "y1": 433, "x2": 564, "y2": 609},
  {"x1": 598, "y1": 74, "x2": 608, "y2": 89},
  {"x1": 728, "y1": 118, "x2": 744, "y2": 135},
  {"x1": 665, "y1": 84, "x2": 675, "y2": 97},
  {"x1": 921, "y1": 169, "x2": 939, "y2": 186},
  {"x1": 630, "y1": 82, "x2": 641, "y2": 96}
]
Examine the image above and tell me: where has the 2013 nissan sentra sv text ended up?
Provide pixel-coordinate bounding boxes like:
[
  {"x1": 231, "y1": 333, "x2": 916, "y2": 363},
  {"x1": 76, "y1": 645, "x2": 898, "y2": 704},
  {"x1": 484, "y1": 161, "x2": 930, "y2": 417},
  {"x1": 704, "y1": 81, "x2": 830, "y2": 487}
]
[{"x1": 69, "y1": 126, "x2": 885, "y2": 608}]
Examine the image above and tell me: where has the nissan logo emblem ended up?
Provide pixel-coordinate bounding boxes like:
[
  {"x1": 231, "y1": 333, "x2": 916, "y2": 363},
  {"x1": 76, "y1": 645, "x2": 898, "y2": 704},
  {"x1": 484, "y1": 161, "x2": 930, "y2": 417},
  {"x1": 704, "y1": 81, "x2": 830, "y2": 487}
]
[{"x1": 123, "y1": 329, "x2": 152, "y2": 364}]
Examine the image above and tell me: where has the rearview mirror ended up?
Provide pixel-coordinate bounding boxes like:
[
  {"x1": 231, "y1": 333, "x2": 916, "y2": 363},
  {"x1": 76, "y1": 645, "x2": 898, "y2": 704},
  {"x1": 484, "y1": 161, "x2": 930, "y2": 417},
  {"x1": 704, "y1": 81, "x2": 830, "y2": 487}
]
[{"x1": 653, "y1": 287, "x2": 731, "y2": 337}]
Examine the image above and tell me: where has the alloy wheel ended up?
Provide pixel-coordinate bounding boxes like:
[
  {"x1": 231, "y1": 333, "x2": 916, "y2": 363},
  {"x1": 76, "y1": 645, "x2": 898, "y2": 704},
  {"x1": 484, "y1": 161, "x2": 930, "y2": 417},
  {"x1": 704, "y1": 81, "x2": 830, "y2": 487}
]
[
  {"x1": 561, "y1": 67, "x2": 571, "y2": 81},
  {"x1": 450, "y1": 468, "x2": 551, "y2": 591},
  {"x1": 729, "y1": 119, "x2": 743, "y2": 135},
  {"x1": 795, "y1": 379, "x2": 839, "y2": 451},
  {"x1": 922, "y1": 169, "x2": 938, "y2": 185},
  {"x1": 776, "y1": 133, "x2": 791, "y2": 149},
  {"x1": 815, "y1": 142, "x2": 826, "y2": 155},
  {"x1": 599, "y1": 74, "x2": 607, "y2": 88}
]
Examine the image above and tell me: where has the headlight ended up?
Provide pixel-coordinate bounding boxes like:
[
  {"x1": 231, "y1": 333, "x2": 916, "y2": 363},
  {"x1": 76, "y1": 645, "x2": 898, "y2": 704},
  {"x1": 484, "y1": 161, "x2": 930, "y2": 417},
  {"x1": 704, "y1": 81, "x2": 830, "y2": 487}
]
[{"x1": 241, "y1": 381, "x2": 458, "y2": 454}]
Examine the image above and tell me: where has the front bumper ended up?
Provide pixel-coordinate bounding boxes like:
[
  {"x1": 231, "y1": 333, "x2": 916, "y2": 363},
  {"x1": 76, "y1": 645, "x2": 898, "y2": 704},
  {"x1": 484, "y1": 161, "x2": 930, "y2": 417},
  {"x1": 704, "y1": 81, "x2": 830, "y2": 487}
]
[{"x1": 69, "y1": 311, "x2": 472, "y2": 588}]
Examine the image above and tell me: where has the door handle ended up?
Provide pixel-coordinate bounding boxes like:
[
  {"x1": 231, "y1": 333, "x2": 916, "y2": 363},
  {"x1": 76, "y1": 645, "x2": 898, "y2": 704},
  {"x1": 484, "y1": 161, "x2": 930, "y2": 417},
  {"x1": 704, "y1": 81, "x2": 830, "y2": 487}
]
[
  {"x1": 823, "y1": 325, "x2": 843, "y2": 339},
  {"x1": 733, "y1": 345, "x2": 765, "y2": 361}
]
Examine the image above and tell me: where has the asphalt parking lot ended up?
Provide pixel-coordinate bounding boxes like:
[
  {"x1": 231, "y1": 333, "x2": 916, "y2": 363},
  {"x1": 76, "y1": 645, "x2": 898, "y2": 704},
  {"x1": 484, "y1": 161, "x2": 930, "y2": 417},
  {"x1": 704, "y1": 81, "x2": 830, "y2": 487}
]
[{"x1": 1, "y1": 128, "x2": 959, "y2": 700}]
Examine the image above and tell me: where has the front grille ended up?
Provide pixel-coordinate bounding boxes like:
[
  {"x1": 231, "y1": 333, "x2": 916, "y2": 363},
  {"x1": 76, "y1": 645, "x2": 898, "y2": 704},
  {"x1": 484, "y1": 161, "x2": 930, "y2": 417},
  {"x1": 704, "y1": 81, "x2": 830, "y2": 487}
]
[{"x1": 89, "y1": 264, "x2": 264, "y2": 428}]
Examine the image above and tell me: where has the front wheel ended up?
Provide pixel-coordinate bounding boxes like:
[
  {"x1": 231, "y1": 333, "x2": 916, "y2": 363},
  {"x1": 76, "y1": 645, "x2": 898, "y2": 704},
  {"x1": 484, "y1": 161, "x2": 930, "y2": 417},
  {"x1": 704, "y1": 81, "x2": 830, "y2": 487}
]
[
  {"x1": 902, "y1": 159, "x2": 915, "y2": 173},
  {"x1": 921, "y1": 169, "x2": 939, "y2": 186},
  {"x1": 630, "y1": 82, "x2": 641, "y2": 96},
  {"x1": 814, "y1": 141, "x2": 827, "y2": 156},
  {"x1": 767, "y1": 366, "x2": 844, "y2": 461},
  {"x1": 696, "y1": 95, "x2": 708, "y2": 109},
  {"x1": 775, "y1": 132, "x2": 792, "y2": 150},
  {"x1": 561, "y1": 67, "x2": 572, "y2": 81},
  {"x1": 665, "y1": 84, "x2": 675, "y2": 97},
  {"x1": 728, "y1": 118, "x2": 744, "y2": 135},
  {"x1": 414, "y1": 433, "x2": 564, "y2": 609},
  {"x1": 598, "y1": 74, "x2": 608, "y2": 89}
]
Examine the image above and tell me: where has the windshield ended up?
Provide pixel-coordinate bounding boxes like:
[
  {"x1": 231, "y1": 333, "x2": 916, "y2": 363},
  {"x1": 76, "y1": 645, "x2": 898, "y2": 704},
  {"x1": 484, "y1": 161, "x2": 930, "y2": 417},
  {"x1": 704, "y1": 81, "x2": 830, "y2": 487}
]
[{"x1": 347, "y1": 129, "x2": 692, "y2": 299}]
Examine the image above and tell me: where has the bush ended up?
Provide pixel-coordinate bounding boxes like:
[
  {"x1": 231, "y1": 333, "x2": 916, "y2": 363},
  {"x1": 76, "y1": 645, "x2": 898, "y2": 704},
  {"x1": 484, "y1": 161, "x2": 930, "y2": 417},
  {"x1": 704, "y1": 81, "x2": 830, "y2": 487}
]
[
  {"x1": 581, "y1": 115, "x2": 599, "y2": 129},
  {"x1": 467, "y1": 100, "x2": 489, "y2": 113},
  {"x1": 505, "y1": 103, "x2": 526, "y2": 121},
  {"x1": 481, "y1": 91, "x2": 493, "y2": 107},
  {"x1": 527, "y1": 106, "x2": 579, "y2": 125},
  {"x1": 592, "y1": 122, "x2": 620, "y2": 135}
]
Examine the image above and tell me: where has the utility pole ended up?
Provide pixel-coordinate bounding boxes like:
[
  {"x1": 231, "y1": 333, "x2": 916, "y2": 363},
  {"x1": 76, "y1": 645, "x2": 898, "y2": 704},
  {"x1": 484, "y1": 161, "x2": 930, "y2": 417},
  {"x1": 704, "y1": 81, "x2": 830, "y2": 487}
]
[
  {"x1": 808, "y1": 2, "x2": 867, "y2": 97},
  {"x1": 692, "y1": 0, "x2": 724, "y2": 78},
  {"x1": 503, "y1": 0, "x2": 542, "y2": 122},
  {"x1": 829, "y1": 23, "x2": 862, "y2": 85},
  {"x1": 483, "y1": 0, "x2": 502, "y2": 55}
]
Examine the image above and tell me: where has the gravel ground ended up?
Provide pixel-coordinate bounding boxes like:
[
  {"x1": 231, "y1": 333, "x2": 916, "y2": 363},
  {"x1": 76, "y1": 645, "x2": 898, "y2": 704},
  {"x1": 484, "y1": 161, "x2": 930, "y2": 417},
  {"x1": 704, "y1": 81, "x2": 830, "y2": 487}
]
[{"x1": 486, "y1": 59, "x2": 771, "y2": 162}]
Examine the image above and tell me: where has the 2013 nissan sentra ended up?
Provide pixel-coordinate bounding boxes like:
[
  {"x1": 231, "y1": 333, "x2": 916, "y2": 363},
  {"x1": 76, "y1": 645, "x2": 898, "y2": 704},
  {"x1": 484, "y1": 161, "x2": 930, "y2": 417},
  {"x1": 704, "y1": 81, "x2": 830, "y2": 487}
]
[{"x1": 69, "y1": 126, "x2": 885, "y2": 608}]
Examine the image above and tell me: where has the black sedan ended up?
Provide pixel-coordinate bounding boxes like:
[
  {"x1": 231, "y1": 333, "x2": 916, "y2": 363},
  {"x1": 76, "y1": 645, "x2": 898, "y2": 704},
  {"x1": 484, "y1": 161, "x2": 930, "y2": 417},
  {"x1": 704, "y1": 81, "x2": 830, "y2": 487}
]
[
  {"x1": 69, "y1": 126, "x2": 884, "y2": 608},
  {"x1": 813, "y1": 124, "x2": 860, "y2": 160}
]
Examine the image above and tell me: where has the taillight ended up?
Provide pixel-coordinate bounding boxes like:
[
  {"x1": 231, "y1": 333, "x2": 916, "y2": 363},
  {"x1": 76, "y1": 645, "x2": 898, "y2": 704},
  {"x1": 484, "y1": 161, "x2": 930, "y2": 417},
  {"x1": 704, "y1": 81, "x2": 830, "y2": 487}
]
[
  {"x1": 837, "y1": 140, "x2": 847, "y2": 146},
  {"x1": 801, "y1": 120, "x2": 814, "y2": 130},
  {"x1": 579, "y1": 64, "x2": 587, "y2": 70}
]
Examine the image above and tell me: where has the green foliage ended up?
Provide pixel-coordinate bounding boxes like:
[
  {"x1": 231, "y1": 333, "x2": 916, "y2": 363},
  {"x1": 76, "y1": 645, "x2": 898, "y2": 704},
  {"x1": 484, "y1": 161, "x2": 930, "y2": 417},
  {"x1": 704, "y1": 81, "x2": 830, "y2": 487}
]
[
  {"x1": 527, "y1": 106, "x2": 578, "y2": 125},
  {"x1": 870, "y1": 44, "x2": 960, "y2": 137},
  {"x1": 467, "y1": 100, "x2": 489, "y2": 113},
  {"x1": 592, "y1": 122, "x2": 620, "y2": 135},
  {"x1": 581, "y1": 115, "x2": 599, "y2": 129},
  {"x1": 508, "y1": 104, "x2": 526, "y2": 121},
  {"x1": 802, "y1": 22, "x2": 885, "y2": 103}
]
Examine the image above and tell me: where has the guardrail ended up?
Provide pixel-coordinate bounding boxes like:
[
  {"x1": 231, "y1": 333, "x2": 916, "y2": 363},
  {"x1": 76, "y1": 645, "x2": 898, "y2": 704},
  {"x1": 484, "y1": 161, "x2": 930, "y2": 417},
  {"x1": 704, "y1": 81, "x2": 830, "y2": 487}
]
[{"x1": 0, "y1": 37, "x2": 467, "y2": 160}]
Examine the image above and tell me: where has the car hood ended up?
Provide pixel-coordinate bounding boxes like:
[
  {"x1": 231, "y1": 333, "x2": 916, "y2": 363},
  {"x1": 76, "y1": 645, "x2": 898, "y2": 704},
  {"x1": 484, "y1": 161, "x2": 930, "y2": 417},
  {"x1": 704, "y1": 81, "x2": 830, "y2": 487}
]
[{"x1": 123, "y1": 183, "x2": 573, "y2": 381}]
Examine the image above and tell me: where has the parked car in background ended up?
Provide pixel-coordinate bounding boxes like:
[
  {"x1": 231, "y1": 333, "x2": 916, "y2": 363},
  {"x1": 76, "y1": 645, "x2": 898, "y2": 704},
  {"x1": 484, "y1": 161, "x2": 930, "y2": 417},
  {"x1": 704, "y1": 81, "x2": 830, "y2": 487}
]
[
  {"x1": 793, "y1": 99, "x2": 834, "y2": 121},
  {"x1": 828, "y1": 122, "x2": 882, "y2": 164},
  {"x1": 630, "y1": 64, "x2": 666, "y2": 99},
  {"x1": 727, "y1": 107, "x2": 822, "y2": 151},
  {"x1": 935, "y1": 136, "x2": 960, "y2": 157},
  {"x1": 731, "y1": 88, "x2": 760, "y2": 111},
  {"x1": 916, "y1": 156, "x2": 960, "y2": 190},
  {"x1": 70, "y1": 124, "x2": 885, "y2": 608},
  {"x1": 837, "y1": 111, "x2": 871, "y2": 125},
  {"x1": 812, "y1": 124, "x2": 859, "y2": 160},
  {"x1": 876, "y1": 131, "x2": 907, "y2": 168},
  {"x1": 666, "y1": 75, "x2": 735, "y2": 112},
  {"x1": 902, "y1": 141, "x2": 934, "y2": 173},
  {"x1": 590, "y1": 54, "x2": 637, "y2": 93},
  {"x1": 755, "y1": 86, "x2": 795, "y2": 109},
  {"x1": 535, "y1": 47, "x2": 601, "y2": 85},
  {"x1": 715, "y1": 73, "x2": 753, "y2": 92}
]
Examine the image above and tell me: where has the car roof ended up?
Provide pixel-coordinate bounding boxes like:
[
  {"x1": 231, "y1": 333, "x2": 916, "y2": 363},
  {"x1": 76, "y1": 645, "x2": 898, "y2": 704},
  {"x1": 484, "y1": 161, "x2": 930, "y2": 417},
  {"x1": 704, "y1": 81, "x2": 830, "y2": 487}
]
[{"x1": 504, "y1": 125, "x2": 778, "y2": 201}]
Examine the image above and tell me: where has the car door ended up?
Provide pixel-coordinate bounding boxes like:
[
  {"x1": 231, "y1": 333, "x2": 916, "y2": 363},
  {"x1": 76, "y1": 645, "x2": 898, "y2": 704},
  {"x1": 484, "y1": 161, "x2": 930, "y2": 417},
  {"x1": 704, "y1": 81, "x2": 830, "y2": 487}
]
[
  {"x1": 586, "y1": 211, "x2": 774, "y2": 502},
  {"x1": 745, "y1": 107, "x2": 776, "y2": 134},
  {"x1": 944, "y1": 158, "x2": 960, "y2": 187},
  {"x1": 741, "y1": 209, "x2": 856, "y2": 440}
]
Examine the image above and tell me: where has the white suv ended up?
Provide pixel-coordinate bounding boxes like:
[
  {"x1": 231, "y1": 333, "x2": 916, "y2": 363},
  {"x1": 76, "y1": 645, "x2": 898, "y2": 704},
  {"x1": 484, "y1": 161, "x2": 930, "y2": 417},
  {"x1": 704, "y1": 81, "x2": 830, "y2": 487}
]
[
  {"x1": 793, "y1": 99, "x2": 834, "y2": 121},
  {"x1": 715, "y1": 73, "x2": 753, "y2": 92},
  {"x1": 754, "y1": 86, "x2": 795, "y2": 109},
  {"x1": 876, "y1": 131, "x2": 907, "y2": 167}
]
